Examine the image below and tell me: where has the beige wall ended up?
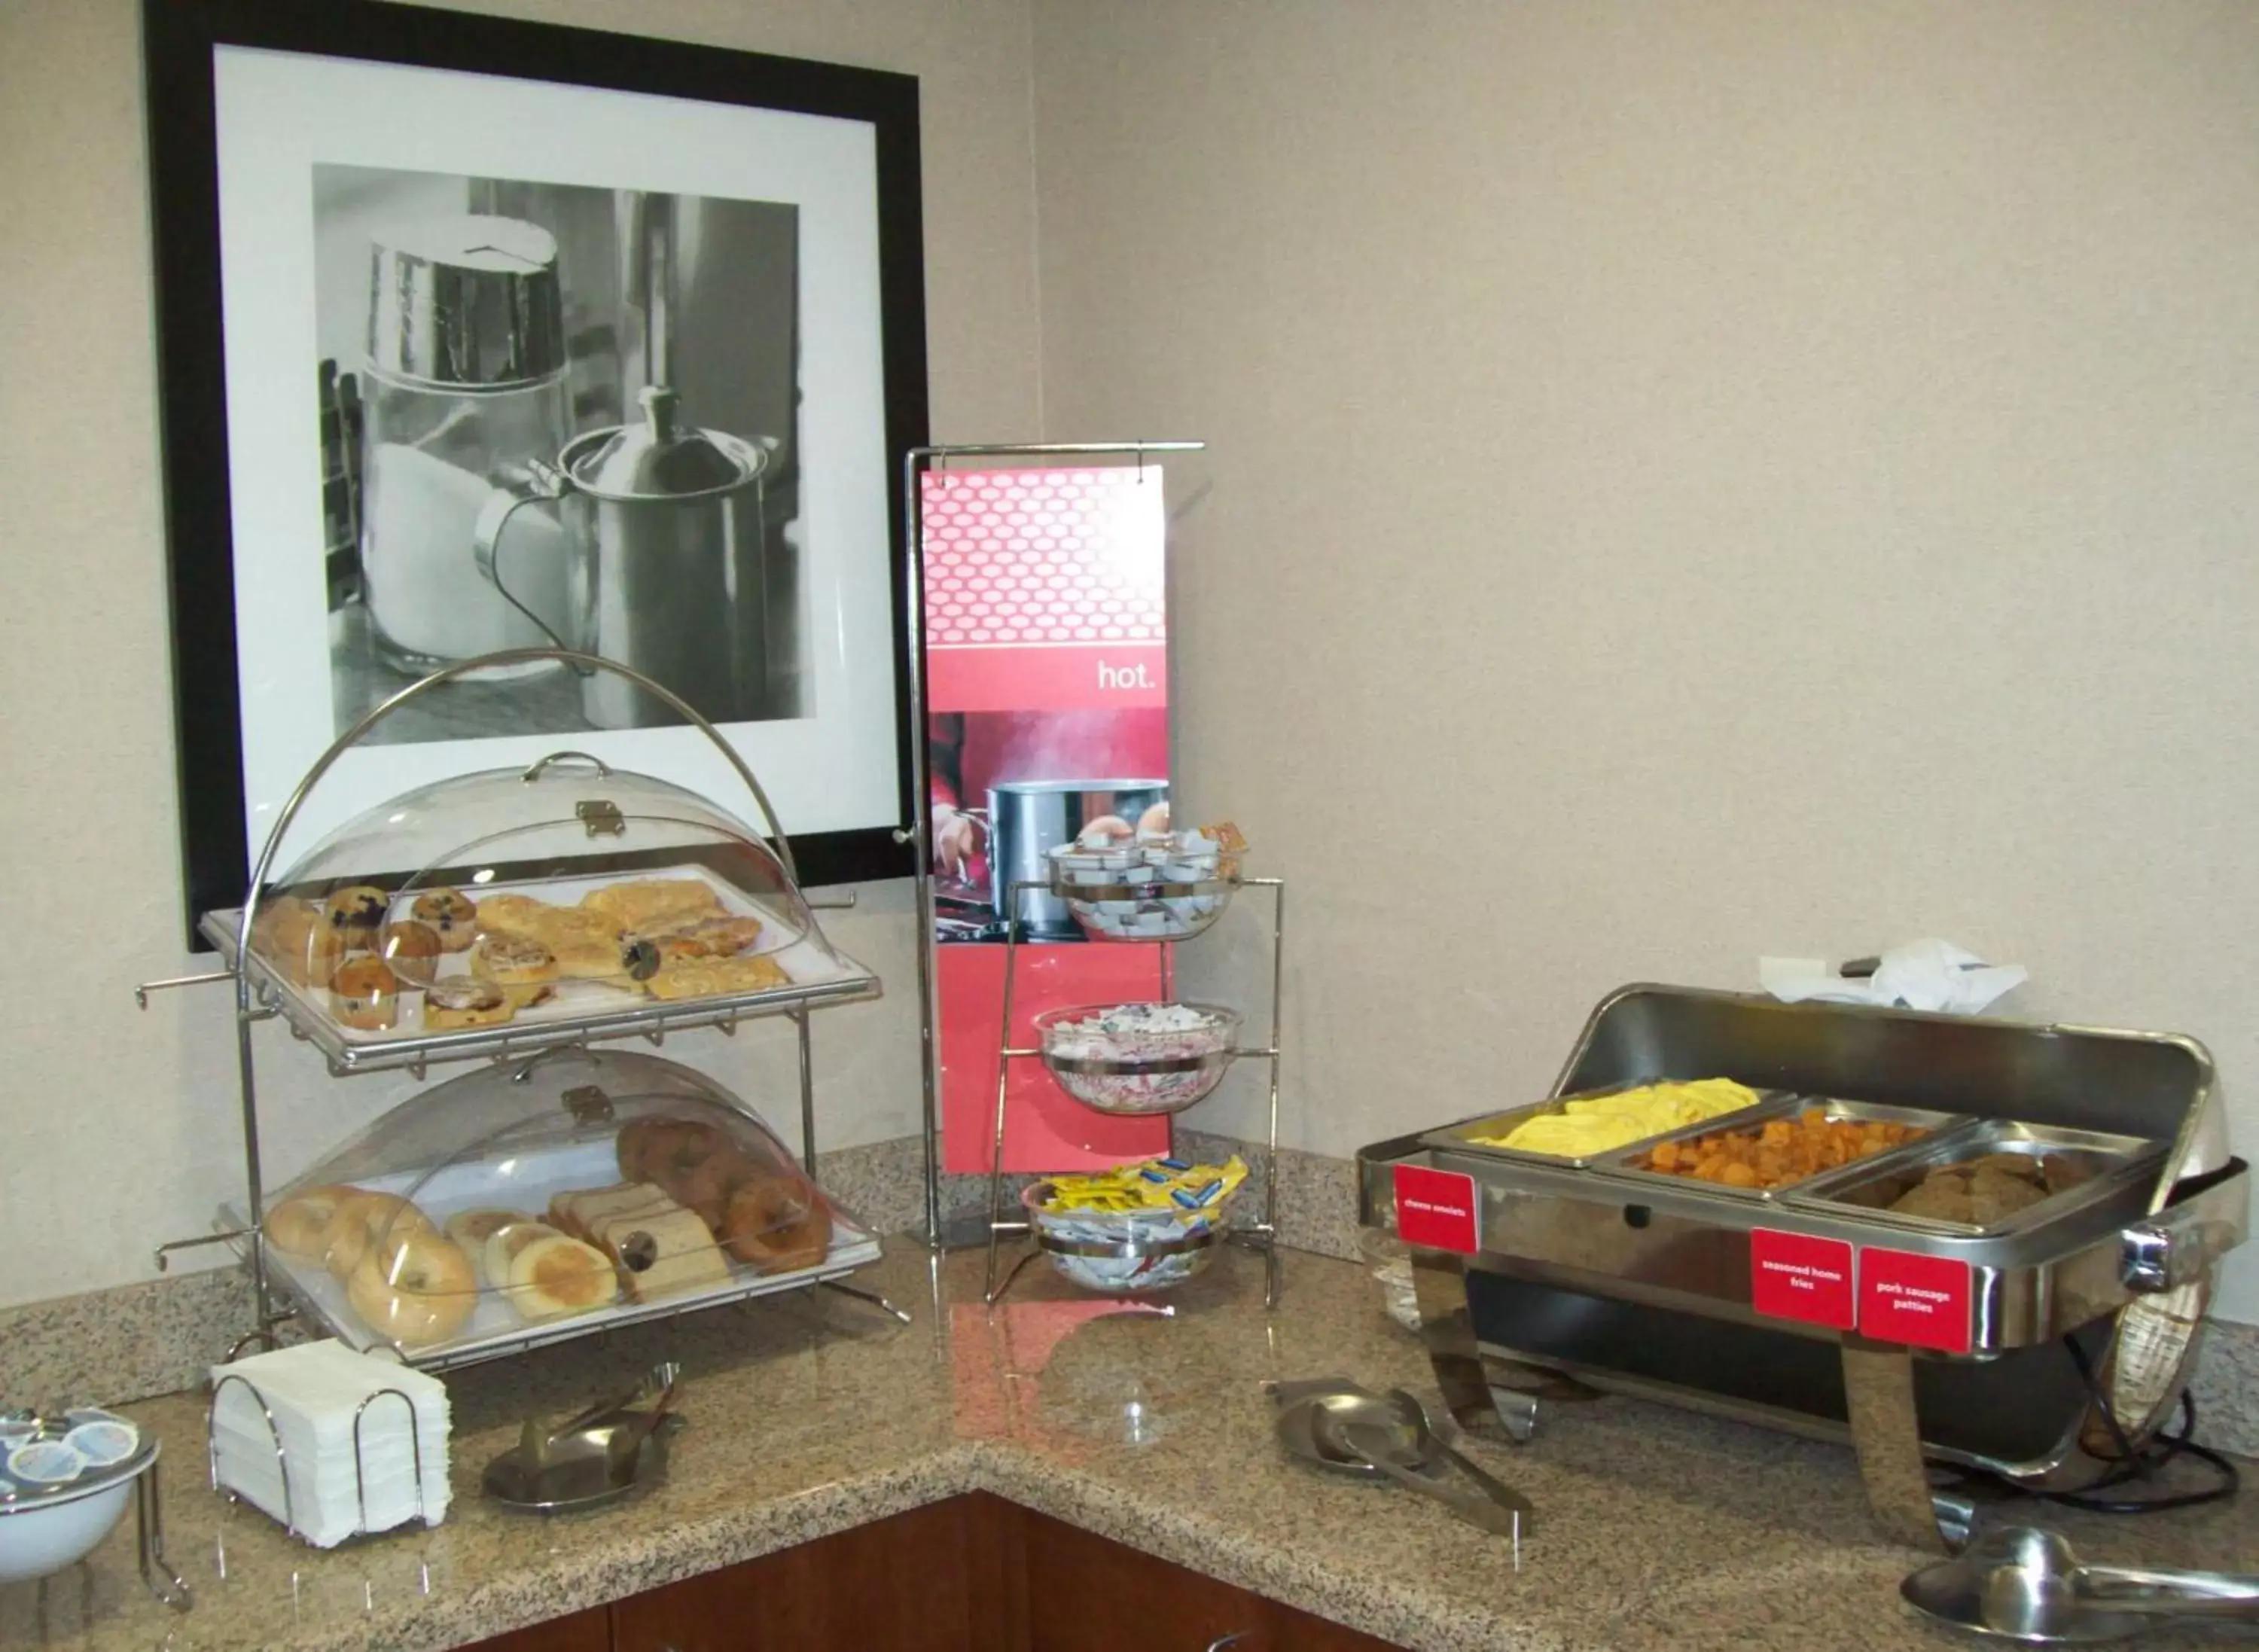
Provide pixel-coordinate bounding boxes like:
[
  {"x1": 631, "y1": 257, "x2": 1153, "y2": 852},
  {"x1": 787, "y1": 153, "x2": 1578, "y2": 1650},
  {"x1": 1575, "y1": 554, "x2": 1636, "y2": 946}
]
[
  {"x1": 1029, "y1": 1, "x2": 2259, "y2": 1318},
  {"x1": 11, "y1": 0, "x2": 2259, "y2": 1327},
  {"x1": 0, "y1": 0, "x2": 1038, "y2": 1307}
]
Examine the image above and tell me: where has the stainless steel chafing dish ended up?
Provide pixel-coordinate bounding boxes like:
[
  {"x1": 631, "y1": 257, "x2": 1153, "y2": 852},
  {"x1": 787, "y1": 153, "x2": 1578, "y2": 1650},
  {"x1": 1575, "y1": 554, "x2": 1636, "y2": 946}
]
[{"x1": 1356, "y1": 985, "x2": 2250, "y2": 1552}]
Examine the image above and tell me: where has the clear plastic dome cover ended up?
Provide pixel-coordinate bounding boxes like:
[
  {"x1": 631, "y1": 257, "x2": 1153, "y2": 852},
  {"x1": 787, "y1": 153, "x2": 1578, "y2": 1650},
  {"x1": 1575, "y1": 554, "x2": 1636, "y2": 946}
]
[
  {"x1": 258, "y1": 1047, "x2": 873, "y2": 1362},
  {"x1": 238, "y1": 754, "x2": 872, "y2": 1052}
]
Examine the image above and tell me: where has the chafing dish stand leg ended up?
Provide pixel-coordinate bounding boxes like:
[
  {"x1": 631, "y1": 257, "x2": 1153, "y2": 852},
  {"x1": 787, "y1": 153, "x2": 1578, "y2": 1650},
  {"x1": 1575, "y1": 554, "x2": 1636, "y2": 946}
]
[
  {"x1": 1842, "y1": 1337, "x2": 1973, "y2": 1554},
  {"x1": 1410, "y1": 1248, "x2": 1509, "y2": 1436}
]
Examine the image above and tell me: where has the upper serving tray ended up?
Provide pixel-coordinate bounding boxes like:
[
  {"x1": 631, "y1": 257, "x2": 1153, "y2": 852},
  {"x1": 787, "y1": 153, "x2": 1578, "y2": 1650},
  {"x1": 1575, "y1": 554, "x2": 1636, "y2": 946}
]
[{"x1": 203, "y1": 865, "x2": 880, "y2": 1077}]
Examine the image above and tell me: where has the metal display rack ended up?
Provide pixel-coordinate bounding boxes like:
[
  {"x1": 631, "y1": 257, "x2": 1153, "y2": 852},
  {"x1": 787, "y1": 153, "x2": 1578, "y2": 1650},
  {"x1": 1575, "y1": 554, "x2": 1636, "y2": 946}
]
[
  {"x1": 895, "y1": 438, "x2": 1291, "y2": 1306},
  {"x1": 979, "y1": 871, "x2": 1288, "y2": 1307},
  {"x1": 139, "y1": 648, "x2": 903, "y2": 1358}
]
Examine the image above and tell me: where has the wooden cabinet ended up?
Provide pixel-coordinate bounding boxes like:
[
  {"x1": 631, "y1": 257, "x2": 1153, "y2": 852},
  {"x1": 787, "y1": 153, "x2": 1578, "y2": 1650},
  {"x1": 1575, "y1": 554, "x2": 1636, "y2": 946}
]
[
  {"x1": 474, "y1": 1607, "x2": 611, "y2": 1652},
  {"x1": 611, "y1": 1498, "x2": 1021, "y2": 1652},
  {"x1": 1019, "y1": 1505, "x2": 1264, "y2": 1652},
  {"x1": 479, "y1": 1495, "x2": 1398, "y2": 1652},
  {"x1": 1265, "y1": 1599, "x2": 1403, "y2": 1651}
]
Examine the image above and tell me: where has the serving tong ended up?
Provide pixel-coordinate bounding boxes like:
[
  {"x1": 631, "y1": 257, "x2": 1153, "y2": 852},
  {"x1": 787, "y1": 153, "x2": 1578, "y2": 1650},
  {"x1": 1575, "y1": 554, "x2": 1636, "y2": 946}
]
[
  {"x1": 1903, "y1": 1526, "x2": 2259, "y2": 1642},
  {"x1": 1270, "y1": 1379, "x2": 1529, "y2": 1552},
  {"x1": 483, "y1": 1362, "x2": 682, "y2": 1514}
]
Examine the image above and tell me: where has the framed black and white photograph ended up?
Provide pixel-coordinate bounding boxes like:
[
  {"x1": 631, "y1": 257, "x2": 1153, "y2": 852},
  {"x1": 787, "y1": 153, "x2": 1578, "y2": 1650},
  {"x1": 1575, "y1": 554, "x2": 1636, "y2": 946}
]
[{"x1": 144, "y1": 0, "x2": 928, "y2": 943}]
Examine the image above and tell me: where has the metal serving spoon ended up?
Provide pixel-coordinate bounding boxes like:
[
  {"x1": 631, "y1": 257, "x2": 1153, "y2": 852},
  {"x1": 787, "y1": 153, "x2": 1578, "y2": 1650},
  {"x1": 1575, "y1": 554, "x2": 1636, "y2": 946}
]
[{"x1": 1902, "y1": 1526, "x2": 2259, "y2": 1643}]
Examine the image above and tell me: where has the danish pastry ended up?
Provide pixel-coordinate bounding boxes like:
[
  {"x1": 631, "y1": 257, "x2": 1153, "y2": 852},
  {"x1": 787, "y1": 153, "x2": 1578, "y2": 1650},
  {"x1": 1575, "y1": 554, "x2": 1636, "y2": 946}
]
[
  {"x1": 642, "y1": 953, "x2": 790, "y2": 1001},
  {"x1": 422, "y1": 977, "x2": 514, "y2": 1031},
  {"x1": 528, "y1": 906, "x2": 626, "y2": 945},
  {"x1": 545, "y1": 932, "x2": 639, "y2": 982},
  {"x1": 409, "y1": 888, "x2": 477, "y2": 951},
  {"x1": 331, "y1": 956, "x2": 401, "y2": 1031},
  {"x1": 471, "y1": 934, "x2": 560, "y2": 1006},
  {"x1": 582, "y1": 879, "x2": 724, "y2": 931},
  {"x1": 644, "y1": 915, "x2": 768, "y2": 959}
]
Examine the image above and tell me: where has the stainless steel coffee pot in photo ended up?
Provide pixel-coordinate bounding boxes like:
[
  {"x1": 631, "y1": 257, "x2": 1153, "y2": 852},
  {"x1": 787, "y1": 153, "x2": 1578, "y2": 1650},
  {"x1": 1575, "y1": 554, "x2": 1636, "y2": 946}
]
[
  {"x1": 475, "y1": 385, "x2": 777, "y2": 729},
  {"x1": 358, "y1": 215, "x2": 574, "y2": 678}
]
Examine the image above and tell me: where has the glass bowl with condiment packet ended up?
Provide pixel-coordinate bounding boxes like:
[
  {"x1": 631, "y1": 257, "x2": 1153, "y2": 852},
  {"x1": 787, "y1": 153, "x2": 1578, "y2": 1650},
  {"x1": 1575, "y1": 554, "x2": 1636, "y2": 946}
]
[
  {"x1": 1035, "y1": 1001, "x2": 1242, "y2": 1115},
  {"x1": 1022, "y1": 1155, "x2": 1248, "y2": 1293},
  {"x1": 1054, "y1": 823, "x2": 1246, "y2": 941}
]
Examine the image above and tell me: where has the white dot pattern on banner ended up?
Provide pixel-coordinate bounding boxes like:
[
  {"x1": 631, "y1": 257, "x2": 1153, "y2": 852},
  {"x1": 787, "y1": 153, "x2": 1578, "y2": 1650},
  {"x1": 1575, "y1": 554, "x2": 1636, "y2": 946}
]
[{"x1": 920, "y1": 468, "x2": 1166, "y2": 646}]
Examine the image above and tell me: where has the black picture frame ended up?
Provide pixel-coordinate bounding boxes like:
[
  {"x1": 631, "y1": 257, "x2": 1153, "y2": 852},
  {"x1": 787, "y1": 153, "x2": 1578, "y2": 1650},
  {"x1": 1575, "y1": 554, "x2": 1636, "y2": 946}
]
[{"x1": 142, "y1": 0, "x2": 928, "y2": 949}]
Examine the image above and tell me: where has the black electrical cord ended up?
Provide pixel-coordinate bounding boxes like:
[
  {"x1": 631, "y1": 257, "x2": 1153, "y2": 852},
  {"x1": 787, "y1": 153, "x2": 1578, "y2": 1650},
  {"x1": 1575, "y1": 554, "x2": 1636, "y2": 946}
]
[
  {"x1": 2034, "y1": 1389, "x2": 2239, "y2": 1514},
  {"x1": 2020, "y1": 1337, "x2": 2240, "y2": 1516}
]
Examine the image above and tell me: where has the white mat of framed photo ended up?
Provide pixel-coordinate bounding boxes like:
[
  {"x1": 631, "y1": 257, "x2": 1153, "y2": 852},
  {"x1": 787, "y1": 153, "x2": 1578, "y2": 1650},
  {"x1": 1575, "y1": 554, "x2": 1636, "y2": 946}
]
[{"x1": 212, "y1": 45, "x2": 897, "y2": 864}]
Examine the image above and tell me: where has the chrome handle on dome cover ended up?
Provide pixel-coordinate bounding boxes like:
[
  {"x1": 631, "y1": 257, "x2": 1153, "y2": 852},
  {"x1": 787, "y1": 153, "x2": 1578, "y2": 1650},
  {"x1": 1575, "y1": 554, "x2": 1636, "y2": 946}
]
[
  {"x1": 1203, "y1": 1635, "x2": 1248, "y2": 1651},
  {"x1": 522, "y1": 750, "x2": 613, "y2": 782}
]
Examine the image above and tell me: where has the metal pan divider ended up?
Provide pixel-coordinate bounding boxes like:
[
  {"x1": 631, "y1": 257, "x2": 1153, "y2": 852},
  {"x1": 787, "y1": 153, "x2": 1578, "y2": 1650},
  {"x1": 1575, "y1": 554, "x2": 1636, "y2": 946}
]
[
  {"x1": 1590, "y1": 1099, "x2": 1973, "y2": 1202},
  {"x1": 1584, "y1": 1092, "x2": 1806, "y2": 1184},
  {"x1": 1782, "y1": 1117, "x2": 1997, "y2": 1202}
]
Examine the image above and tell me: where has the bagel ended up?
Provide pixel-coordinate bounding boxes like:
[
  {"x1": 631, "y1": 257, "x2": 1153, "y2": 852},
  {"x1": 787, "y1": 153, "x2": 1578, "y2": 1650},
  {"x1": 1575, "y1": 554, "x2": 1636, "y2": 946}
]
[
  {"x1": 480, "y1": 1219, "x2": 563, "y2": 1291},
  {"x1": 346, "y1": 1228, "x2": 476, "y2": 1348},
  {"x1": 444, "y1": 1207, "x2": 533, "y2": 1254},
  {"x1": 505, "y1": 1233, "x2": 620, "y2": 1322},
  {"x1": 321, "y1": 1190, "x2": 433, "y2": 1281},
  {"x1": 614, "y1": 1115, "x2": 667, "y2": 1183},
  {"x1": 721, "y1": 1172, "x2": 833, "y2": 1275},
  {"x1": 264, "y1": 1184, "x2": 364, "y2": 1260}
]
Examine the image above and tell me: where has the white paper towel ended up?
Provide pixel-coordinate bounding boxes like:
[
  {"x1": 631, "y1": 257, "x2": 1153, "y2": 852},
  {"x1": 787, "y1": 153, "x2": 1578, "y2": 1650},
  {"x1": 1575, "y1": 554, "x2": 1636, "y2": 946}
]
[{"x1": 1759, "y1": 939, "x2": 2028, "y2": 1016}]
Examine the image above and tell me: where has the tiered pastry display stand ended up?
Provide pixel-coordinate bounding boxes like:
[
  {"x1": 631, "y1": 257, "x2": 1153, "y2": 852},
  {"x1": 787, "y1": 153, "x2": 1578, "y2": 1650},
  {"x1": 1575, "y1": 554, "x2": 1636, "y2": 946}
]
[
  {"x1": 979, "y1": 869, "x2": 1289, "y2": 1309},
  {"x1": 138, "y1": 648, "x2": 905, "y2": 1364}
]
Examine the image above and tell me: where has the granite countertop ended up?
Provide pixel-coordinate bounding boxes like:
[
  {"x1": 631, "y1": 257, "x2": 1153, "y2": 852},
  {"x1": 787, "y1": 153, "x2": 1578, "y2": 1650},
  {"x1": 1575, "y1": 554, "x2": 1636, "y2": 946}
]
[{"x1": 3, "y1": 1243, "x2": 2253, "y2": 1652}]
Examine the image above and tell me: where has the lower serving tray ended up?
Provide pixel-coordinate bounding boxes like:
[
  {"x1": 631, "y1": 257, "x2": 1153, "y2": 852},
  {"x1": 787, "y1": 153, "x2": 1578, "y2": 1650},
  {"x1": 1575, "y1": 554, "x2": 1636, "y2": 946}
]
[{"x1": 224, "y1": 1139, "x2": 883, "y2": 1373}]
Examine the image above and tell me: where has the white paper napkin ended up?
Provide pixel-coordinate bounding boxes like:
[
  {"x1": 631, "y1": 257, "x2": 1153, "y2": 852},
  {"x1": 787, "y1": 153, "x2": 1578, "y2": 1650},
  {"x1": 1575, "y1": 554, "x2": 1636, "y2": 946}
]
[
  {"x1": 209, "y1": 1340, "x2": 450, "y2": 1547},
  {"x1": 1759, "y1": 938, "x2": 2028, "y2": 1016}
]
